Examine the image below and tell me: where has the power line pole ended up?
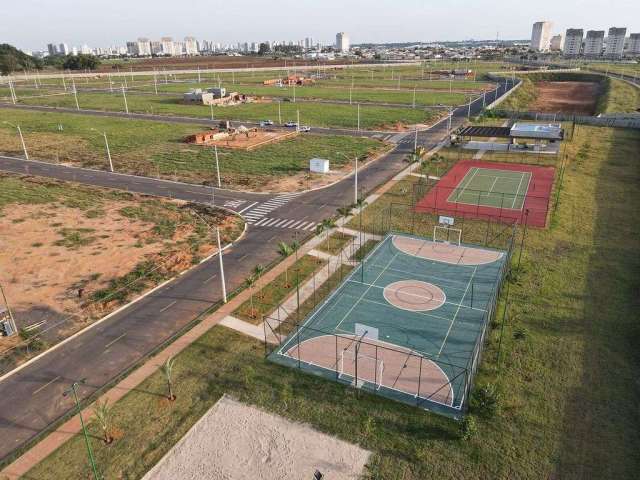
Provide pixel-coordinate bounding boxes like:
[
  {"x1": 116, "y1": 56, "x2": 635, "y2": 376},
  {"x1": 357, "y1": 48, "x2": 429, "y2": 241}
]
[{"x1": 63, "y1": 380, "x2": 100, "y2": 480}]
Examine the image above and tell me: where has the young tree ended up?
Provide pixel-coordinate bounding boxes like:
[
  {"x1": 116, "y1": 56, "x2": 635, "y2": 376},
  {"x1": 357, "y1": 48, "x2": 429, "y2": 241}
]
[
  {"x1": 253, "y1": 264, "x2": 265, "y2": 299},
  {"x1": 316, "y1": 218, "x2": 337, "y2": 253},
  {"x1": 93, "y1": 399, "x2": 114, "y2": 444},
  {"x1": 336, "y1": 206, "x2": 353, "y2": 233},
  {"x1": 277, "y1": 242, "x2": 294, "y2": 288},
  {"x1": 160, "y1": 356, "x2": 176, "y2": 401},
  {"x1": 245, "y1": 274, "x2": 257, "y2": 318}
]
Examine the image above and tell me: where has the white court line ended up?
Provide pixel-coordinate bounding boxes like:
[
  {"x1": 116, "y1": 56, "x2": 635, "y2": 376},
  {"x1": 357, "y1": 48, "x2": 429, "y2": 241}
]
[
  {"x1": 335, "y1": 252, "x2": 398, "y2": 333},
  {"x1": 437, "y1": 266, "x2": 477, "y2": 357},
  {"x1": 449, "y1": 167, "x2": 479, "y2": 204},
  {"x1": 512, "y1": 171, "x2": 532, "y2": 210}
]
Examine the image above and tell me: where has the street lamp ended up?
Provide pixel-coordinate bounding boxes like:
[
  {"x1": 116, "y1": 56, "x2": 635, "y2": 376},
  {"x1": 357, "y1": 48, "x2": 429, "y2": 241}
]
[
  {"x1": 91, "y1": 128, "x2": 113, "y2": 172},
  {"x1": 3, "y1": 121, "x2": 29, "y2": 160},
  {"x1": 63, "y1": 379, "x2": 100, "y2": 480},
  {"x1": 338, "y1": 152, "x2": 359, "y2": 204}
]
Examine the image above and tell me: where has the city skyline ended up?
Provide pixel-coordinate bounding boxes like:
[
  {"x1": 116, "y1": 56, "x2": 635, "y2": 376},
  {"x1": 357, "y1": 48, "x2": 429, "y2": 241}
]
[{"x1": 5, "y1": 0, "x2": 640, "y2": 52}]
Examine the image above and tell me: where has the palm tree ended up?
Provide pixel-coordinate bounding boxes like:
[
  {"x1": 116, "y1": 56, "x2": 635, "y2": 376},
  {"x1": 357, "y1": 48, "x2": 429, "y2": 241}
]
[
  {"x1": 277, "y1": 241, "x2": 294, "y2": 288},
  {"x1": 93, "y1": 399, "x2": 114, "y2": 444},
  {"x1": 245, "y1": 274, "x2": 257, "y2": 318},
  {"x1": 160, "y1": 356, "x2": 176, "y2": 401},
  {"x1": 316, "y1": 218, "x2": 336, "y2": 254},
  {"x1": 404, "y1": 153, "x2": 420, "y2": 172},
  {"x1": 336, "y1": 206, "x2": 353, "y2": 233},
  {"x1": 253, "y1": 264, "x2": 265, "y2": 300}
]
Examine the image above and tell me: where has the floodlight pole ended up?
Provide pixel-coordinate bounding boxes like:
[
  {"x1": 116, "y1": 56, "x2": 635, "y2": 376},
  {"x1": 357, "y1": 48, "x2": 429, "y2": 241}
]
[
  {"x1": 278, "y1": 101, "x2": 282, "y2": 124},
  {"x1": 216, "y1": 227, "x2": 227, "y2": 303},
  {"x1": 293, "y1": 83, "x2": 296, "y2": 103},
  {"x1": 64, "y1": 380, "x2": 100, "y2": 480},
  {"x1": 121, "y1": 86, "x2": 129, "y2": 114},
  {"x1": 92, "y1": 129, "x2": 113, "y2": 172},
  {"x1": 414, "y1": 126, "x2": 418, "y2": 152},
  {"x1": 467, "y1": 97, "x2": 472, "y2": 119},
  {"x1": 210, "y1": 103, "x2": 214, "y2": 121},
  {"x1": 412, "y1": 86, "x2": 416, "y2": 108},
  {"x1": 447, "y1": 107, "x2": 453, "y2": 132},
  {"x1": 153, "y1": 74, "x2": 158, "y2": 95},
  {"x1": 4, "y1": 122, "x2": 29, "y2": 160},
  {"x1": 214, "y1": 145, "x2": 221, "y2": 187},
  {"x1": 357, "y1": 103, "x2": 360, "y2": 132},
  {"x1": 354, "y1": 156, "x2": 358, "y2": 204},
  {"x1": 296, "y1": 109, "x2": 300, "y2": 132}
]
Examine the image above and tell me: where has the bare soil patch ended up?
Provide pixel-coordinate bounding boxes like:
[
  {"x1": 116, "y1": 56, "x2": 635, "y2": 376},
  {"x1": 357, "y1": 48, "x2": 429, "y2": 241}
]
[
  {"x1": 142, "y1": 395, "x2": 371, "y2": 480},
  {"x1": 530, "y1": 81, "x2": 600, "y2": 115}
]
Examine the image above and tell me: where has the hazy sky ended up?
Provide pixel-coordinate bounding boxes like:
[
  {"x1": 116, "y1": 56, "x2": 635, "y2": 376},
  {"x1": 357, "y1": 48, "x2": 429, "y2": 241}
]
[{"x1": 4, "y1": 0, "x2": 640, "y2": 51}]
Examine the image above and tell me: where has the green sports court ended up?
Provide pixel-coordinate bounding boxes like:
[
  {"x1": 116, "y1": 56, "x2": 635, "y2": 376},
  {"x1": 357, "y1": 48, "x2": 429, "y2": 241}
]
[
  {"x1": 268, "y1": 232, "x2": 512, "y2": 417},
  {"x1": 447, "y1": 167, "x2": 531, "y2": 210}
]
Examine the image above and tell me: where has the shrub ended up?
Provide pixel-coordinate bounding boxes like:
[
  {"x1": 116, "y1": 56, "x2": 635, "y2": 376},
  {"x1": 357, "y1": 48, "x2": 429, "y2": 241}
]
[
  {"x1": 470, "y1": 383, "x2": 500, "y2": 417},
  {"x1": 460, "y1": 415, "x2": 478, "y2": 441}
]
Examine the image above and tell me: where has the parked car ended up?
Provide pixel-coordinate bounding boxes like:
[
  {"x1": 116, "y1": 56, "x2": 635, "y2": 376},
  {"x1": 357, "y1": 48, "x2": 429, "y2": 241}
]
[
  {"x1": 260, "y1": 119, "x2": 274, "y2": 126},
  {"x1": 299, "y1": 125, "x2": 311, "y2": 132},
  {"x1": 284, "y1": 121, "x2": 298, "y2": 128}
]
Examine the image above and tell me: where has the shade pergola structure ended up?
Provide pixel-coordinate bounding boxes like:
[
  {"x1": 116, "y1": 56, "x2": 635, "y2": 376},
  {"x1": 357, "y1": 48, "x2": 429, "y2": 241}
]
[{"x1": 455, "y1": 123, "x2": 564, "y2": 143}]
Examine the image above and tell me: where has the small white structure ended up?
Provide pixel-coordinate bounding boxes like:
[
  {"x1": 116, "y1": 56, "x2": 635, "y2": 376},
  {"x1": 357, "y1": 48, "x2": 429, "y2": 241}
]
[
  {"x1": 510, "y1": 123, "x2": 563, "y2": 141},
  {"x1": 310, "y1": 158, "x2": 330, "y2": 174}
]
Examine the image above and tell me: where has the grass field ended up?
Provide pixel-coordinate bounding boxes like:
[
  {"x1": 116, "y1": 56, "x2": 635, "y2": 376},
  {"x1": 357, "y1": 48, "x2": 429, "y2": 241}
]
[
  {"x1": 0, "y1": 108, "x2": 384, "y2": 190},
  {"x1": 21, "y1": 125, "x2": 640, "y2": 479},
  {"x1": 11, "y1": 89, "x2": 439, "y2": 130}
]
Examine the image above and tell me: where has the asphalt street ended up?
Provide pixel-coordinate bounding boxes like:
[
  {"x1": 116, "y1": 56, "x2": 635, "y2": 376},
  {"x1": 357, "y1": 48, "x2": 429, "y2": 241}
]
[{"x1": 0, "y1": 80, "x2": 513, "y2": 461}]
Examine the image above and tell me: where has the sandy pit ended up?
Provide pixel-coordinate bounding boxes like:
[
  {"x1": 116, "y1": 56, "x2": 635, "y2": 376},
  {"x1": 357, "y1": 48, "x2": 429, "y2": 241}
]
[
  {"x1": 143, "y1": 395, "x2": 371, "y2": 480},
  {"x1": 530, "y1": 81, "x2": 600, "y2": 115}
]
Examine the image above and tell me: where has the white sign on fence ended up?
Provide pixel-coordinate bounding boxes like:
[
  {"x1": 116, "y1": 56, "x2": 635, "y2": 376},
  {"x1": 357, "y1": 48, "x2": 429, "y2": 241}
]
[{"x1": 439, "y1": 216, "x2": 455, "y2": 226}]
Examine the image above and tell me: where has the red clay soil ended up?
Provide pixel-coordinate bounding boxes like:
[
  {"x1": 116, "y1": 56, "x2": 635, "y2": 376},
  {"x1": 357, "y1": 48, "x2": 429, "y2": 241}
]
[
  {"x1": 415, "y1": 160, "x2": 556, "y2": 228},
  {"x1": 530, "y1": 81, "x2": 600, "y2": 115}
]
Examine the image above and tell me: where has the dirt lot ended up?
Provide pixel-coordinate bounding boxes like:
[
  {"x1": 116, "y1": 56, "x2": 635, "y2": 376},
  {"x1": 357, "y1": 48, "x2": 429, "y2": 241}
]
[
  {"x1": 197, "y1": 129, "x2": 297, "y2": 150},
  {"x1": 0, "y1": 174, "x2": 243, "y2": 371},
  {"x1": 97, "y1": 56, "x2": 367, "y2": 73},
  {"x1": 530, "y1": 81, "x2": 601, "y2": 115}
]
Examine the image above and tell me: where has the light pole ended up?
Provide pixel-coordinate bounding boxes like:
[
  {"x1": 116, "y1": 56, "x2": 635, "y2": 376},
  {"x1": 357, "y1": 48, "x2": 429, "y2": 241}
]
[
  {"x1": 216, "y1": 227, "x2": 227, "y2": 303},
  {"x1": 4, "y1": 121, "x2": 29, "y2": 160},
  {"x1": 338, "y1": 152, "x2": 358, "y2": 204},
  {"x1": 214, "y1": 145, "x2": 221, "y2": 187},
  {"x1": 296, "y1": 109, "x2": 300, "y2": 133},
  {"x1": 467, "y1": 97, "x2": 472, "y2": 119},
  {"x1": 414, "y1": 126, "x2": 418, "y2": 152},
  {"x1": 121, "y1": 86, "x2": 129, "y2": 114},
  {"x1": 357, "y1": 103, "x2": 360, "y2": 131},
  {"x1": 63, "y1": 379, "x2": 100, "y2": 480},
  {"x1": 278, "y1": 101, "x2": 282, "y2": 124},
  {"x1": 447, "y1": 107, "x2": 453, "y2": 132},
  {"x1": 91, "y1": 128, "x2": 113, "y2": 172}
]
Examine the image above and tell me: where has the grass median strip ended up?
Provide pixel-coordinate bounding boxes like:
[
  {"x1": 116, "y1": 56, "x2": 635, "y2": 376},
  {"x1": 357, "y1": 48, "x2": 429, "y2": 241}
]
[{"x1": 233, "y1": 255, "x2": 327, "y2": 325}]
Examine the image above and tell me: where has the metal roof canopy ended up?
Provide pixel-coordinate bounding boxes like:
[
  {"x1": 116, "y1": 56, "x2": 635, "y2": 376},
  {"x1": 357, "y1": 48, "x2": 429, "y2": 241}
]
[{"x1": 457, "y1": 126, "x2": 512, "y2": 138}]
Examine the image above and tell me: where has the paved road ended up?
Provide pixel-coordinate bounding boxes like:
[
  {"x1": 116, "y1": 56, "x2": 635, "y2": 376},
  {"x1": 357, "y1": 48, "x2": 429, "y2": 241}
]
[{"x1": 0, "y1": 80, "x2": 512, "y2": 461}]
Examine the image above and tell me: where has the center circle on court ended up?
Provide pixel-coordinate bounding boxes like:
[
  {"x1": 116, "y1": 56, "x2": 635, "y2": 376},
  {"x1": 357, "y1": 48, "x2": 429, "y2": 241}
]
[{"x1": 383, "y1": 280, "x2": 446, "y2": 312}]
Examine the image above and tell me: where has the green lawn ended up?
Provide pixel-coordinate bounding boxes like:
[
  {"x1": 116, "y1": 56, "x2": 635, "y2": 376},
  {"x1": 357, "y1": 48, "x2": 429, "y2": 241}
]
[
  {"x1": 0, "y1": 108, "x2": 384, "y2": 190},
  {"x1": 14, "y1": 88, "x2": 440, "y2": 130},
  {"x1": 314, "y1": 231, "x2": 356, "y2": 255},
  {"x1": 20, "y1": 125, "x2": 640, "y2": 479}
]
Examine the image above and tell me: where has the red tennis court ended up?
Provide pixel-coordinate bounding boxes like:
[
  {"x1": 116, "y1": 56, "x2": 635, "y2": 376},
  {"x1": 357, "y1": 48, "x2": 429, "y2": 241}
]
[{"x1": 415, "y1": 160, "x2": 556, "y2": 227}]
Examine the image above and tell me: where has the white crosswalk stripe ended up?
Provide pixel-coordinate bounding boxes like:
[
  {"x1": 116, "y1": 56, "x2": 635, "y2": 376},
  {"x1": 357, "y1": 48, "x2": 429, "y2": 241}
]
[
  {"x1": 242, "y1": 193, "x2": 302, "y2": 224},
  {"x1": 250, "y1": 217, "x2": 317, "y2": 230}
]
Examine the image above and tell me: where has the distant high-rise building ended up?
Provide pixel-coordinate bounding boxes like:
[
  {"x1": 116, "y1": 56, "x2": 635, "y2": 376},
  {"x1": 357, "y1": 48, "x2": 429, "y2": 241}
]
[
  {"x1": 304, "y1": 37, "x2": 314, "y2": 49},
  {"x1": 336, "y1": 32, "x2": 350, "y2": 52},
  {"x1": 72, "y1": 46, "x2": 78, "y2": 56},
  {"x1": 584, "y1": 30, "x2": 605, "y2": 56},
  {"x1": 605, "y1": 27, "x2": 627, "y2": 57},
  {"x1": 47, "y1": 43, "x2": 58, "y2": 56},
  {"x1": 58, "y1": 43, "x2": 69, "y2": 55},
  {"x1": 184, "y1": 37, "x2": 198, "y2": 55},
  {"x1": 150, "y1": 41, "x2": 162, "y2": 55},
  {"x1": 80, "y1": 44, "x2": 92, "y2": 55},
  {"x1": 629, "y1": 33, "x2": 640, "y2": 55},
  {"x1": 563, "y1": 29, "x2": 584, "y2": 56},
  {"x1": 161, "y1": 37, "x2": 176, "y2": 56},
  {"x1": 550, "y1": 34, "x2": 564, "y2": 51},
  {"x1": 531, "y1": 21, "x2": 553, "y2": 51}
]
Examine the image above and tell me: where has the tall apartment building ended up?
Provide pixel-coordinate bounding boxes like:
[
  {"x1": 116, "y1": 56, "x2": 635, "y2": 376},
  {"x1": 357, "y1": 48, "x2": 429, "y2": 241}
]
[
  {"x1": 531, "y1": 21, "x2": 553, "y2": 51},
  {"x1": 584, "y1": 30, "x2": 605, "y2": 56},
  {"x1": 336, "y1": 32, "x2": 350, "y2": 52},
  {"x1": 550, "y1": 34, "x2": 564, "y2": 51},
  {"x1": 184, "y1": 37, "x2": 198, "y2": 55},
  {"x1": 126, "y1": 38, "x2": 151, "y2": 56},
  {"x1": 629, "y1": 33, "x2": 640, "y2": 55},
  {"x1": 563, "y1": 29, "x2": 584, "y2": 56},
  {"x1": 160, "y1": 37, "x2": 176, "y2": 56},
  {"x1": 47, "y1": 43, "x2": 58, "y2": 56},
  {"x1": 58, "y1": 43, "x2": 70, "y2": 55},
  {"x1": 605, "y1": 27, "x2": 627, "y2": 57}
]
